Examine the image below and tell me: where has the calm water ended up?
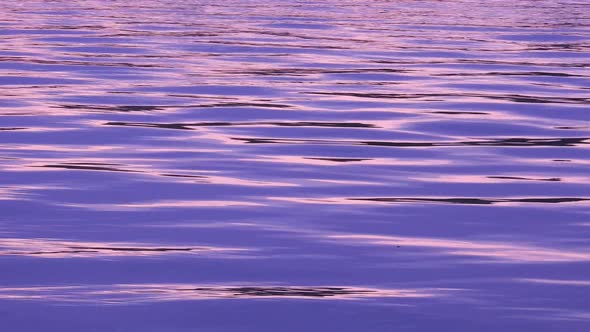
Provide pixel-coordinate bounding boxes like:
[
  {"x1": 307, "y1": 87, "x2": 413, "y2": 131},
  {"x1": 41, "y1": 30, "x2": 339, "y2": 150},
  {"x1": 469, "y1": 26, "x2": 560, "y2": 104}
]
[{"x1": 1, "y1": 0, "x2": 589, "y2": 330}]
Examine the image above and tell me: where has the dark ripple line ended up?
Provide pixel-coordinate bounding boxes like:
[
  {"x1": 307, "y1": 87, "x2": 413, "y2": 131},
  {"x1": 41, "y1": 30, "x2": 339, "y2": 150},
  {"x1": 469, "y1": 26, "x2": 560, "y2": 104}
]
[
  {"x1": 428, "y1": 111, "x2": 490, "y2": 115},
  {"x1": 487, "y1": 176, "x2": 561, "y2": 182},
  {"x1": 58, "y1": 105, "x2": 165, "y2": 112},
  {"x1": 362, "y1": 137, "x2": 589, "y2": 147},
  {"x1": 161, "y1": 174, "x2": 207, "y2": 179},
  {"x1": 227, "y1": 68, "x2": 413, "y2": 76},
  {"x1": 0, "y1": 127, "x2": 27, "y2": 131},
  {"x1": 0, "y1": 56, "x2": 163, "y2": 68},
  {"x1": 104, "y1": 121, "x2": 377, "y2": 130},
  {"x1": 305, "y1": 92, "x2": 590, "y2": 105},
  {"x1": 68, "y1": 246, "x2": 198, "y2": 252},
  {"x1": 5, "y1": 246, "x2": 204, "y2": 256},
  {"x1": 304, "y1": 157, "x2": 371, "y2": 163},
  {"x1": 372, "y1": 59, "x2": 590, "y2": 68},
  {"x1": 555, "y1": 126, "x2": 590, "y2": 130},
  {"x1": 437, "y1": 71, "x2": 589, "y2": 78},
  {"x1": 232, "y1": 137, "x2": 589, "y2": 147},
  {"x1": 57, "y1": 102, "x2": 293, "y2": 112},
  {"x1": 186, "y1": 286, "x2": 374, "y2": 298},
  {"x1": 32, "y1": 165, "x2": 219, "y2": 184},
  {"x1": 34, "y1": 164, "x2": 142, "y2": 173},
  {"x1": 349, "y1": 197, "x2": 589, "y2": 205}
]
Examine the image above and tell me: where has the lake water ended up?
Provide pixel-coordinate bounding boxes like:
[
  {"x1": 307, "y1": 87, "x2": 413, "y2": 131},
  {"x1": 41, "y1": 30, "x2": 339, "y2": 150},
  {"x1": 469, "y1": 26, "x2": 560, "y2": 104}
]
[{"x1": 1, "y1": 0, "x2": 589, "y2": 330}]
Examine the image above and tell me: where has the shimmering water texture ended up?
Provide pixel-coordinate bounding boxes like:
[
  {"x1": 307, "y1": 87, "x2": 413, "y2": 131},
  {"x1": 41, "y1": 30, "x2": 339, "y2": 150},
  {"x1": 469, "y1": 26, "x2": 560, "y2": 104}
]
[{"x1": 1, "y1": 1, "x2": 590, "y2": 331}]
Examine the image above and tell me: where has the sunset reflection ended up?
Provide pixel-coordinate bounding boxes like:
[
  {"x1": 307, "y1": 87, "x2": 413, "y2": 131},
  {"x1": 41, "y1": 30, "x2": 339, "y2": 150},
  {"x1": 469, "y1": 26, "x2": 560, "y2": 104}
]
[
  {"x1": 1, "y1": 0, "x2": 589, "y2": 331},
  {"x1": 0, "y1": 283, "x2": 454, "y2": 303},
  {"x1": 0, "y1": 238, "x2": 248, "y2": 258},
  {"x1": 325, "y1": 233, "x2": 590, "y2": 263}
]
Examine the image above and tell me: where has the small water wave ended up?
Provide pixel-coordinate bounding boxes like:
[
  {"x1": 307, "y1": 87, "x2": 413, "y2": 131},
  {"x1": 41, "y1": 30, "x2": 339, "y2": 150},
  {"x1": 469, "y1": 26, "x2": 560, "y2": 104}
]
[
  {"x1": 0, "y1": 284, "x2": 450, "y2": 303},
  {"x1": 1, "y1": 0, "x2": 589, "y2": 330}
]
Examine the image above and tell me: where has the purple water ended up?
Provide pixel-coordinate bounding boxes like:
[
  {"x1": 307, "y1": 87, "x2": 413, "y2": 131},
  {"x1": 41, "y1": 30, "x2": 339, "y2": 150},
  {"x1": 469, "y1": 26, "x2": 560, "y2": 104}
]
[{"x1": 1, "y1": 1, "x2": 589, "y2": 330}]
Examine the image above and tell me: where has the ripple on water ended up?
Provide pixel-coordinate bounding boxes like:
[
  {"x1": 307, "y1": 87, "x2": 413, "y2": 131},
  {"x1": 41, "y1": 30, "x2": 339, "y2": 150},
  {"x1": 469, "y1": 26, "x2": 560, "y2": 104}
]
[{"x1": 1, "y1": 0, "x2": 589, "y2": 331}]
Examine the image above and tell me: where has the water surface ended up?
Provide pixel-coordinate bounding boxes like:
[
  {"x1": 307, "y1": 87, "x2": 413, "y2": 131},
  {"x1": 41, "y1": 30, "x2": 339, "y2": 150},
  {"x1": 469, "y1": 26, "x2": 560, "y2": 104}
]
[{"x1": 1, "y1": 1, "x2": 590, "y2": 331}]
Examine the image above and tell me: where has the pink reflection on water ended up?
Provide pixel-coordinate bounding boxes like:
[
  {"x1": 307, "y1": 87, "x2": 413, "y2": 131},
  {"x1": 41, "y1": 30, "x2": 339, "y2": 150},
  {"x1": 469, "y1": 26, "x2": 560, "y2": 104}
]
[
  {"x1": 1, "y1": 152, "x2": 297, "y2": 187},
  {"x1": 241, "y1": 154, "x2": 452, "y2": 167},
  {"x1": 310, "y1": 179, "x2": 382, "y2": 186},
  {"x1": 59, "y1": 200, "x2": 265, "y2": 211},
  {"x1": 517, "y1": 278, "x2": 590, "y2": 286},
  {"x1": 0, "y1": 238, "x2": 249, "y2": 258},
  {"x1": 0, "y1": 144, "x2": 120, "y2": 153},
  {"x1": 267, "y1": 196, "x2": 372, "y2": 205},
  {"x1": 325, "y1": 233, "x2": 590, "y2": 263},
  {"x1": 0, "y1": 283, "x2": 455, "y2": 303},
  {"x1": 409, "y1": 174, "x2": 590, "y2": 184},
  {"x1": 0, "y1": 184, "x2": 67, "y2": 201}
]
